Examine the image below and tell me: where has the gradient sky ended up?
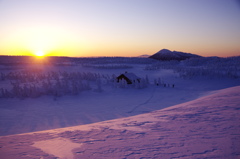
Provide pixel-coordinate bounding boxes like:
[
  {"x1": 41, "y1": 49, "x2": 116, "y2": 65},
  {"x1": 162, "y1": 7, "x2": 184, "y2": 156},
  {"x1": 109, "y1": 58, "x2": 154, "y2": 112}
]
[{"x1": 0, "y1": 0, "x2": 240, "y2": 57}]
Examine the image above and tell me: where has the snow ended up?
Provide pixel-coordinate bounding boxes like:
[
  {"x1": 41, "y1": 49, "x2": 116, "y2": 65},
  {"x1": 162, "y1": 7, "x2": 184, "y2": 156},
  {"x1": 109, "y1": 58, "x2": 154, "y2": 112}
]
[
  {"x1": 1, "y1": 75, "x2": 238, "y2": 136},
  {"x1": 0, "y1": 60, "x2": 240, "y2": 136},
  {"x1": 33, "y1": 137, "x2": 82, "y2": 159},
  {"x1": 0, "y1": 56, "x2": 240, "y2": 158},
  {"x1": 0, "y1": 86, "x2": 239, "y2": 158},
  {"x1": 121, "y1": 72, "x2": 140, "y2": 81}
]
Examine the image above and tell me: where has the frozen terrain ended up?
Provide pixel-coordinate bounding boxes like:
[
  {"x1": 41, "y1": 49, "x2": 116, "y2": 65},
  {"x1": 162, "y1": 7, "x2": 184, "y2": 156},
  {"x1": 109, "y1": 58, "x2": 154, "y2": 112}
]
[
  {"x1": 0, "y1": 56, "x2": 239, "y2": 158},
  {"x1": 0, "y1": 86, "x2": 239, "y2": 159},
  {"x1": 0, "y1": 58, "x2": 239, "y2": 136}
]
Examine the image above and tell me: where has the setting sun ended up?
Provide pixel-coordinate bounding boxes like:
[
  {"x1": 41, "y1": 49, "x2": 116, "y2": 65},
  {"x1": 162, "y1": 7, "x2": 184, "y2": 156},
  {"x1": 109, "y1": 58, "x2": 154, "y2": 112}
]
[{"x1": 35, "y1": 51, "x2": 45, "y2": 57}]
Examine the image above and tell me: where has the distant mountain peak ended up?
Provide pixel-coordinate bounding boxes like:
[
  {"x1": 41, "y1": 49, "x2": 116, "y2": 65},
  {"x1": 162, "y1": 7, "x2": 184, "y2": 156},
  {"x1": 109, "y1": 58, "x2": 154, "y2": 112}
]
[
  {"x1": 158, "y1": 49, "x2": 172, "y2": 53},
  {"x1": 138, "y1": 54, "x2": 150, "y2": 58},
  {"x1": 149, "y1": 49, "x2": 201, "y2": 61}
]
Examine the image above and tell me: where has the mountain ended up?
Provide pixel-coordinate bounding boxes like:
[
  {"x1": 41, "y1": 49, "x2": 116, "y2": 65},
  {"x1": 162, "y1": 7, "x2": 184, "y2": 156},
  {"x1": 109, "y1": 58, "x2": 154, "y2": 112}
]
[
  {"x1": 149, "y1": 49, "x2": 202, "y2": 61},
  {"x1": 138, "y1": 54, "x2": 150, "y2": 58}
]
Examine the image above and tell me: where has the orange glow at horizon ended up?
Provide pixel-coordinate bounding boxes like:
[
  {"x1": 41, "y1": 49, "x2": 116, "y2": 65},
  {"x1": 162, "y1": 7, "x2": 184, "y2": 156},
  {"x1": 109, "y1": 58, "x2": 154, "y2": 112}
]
[
  {"x1": 1, "y1": 24, "x2": 84, "y2": 57},
  {"x1": 35, "y1": 50, "x2": 45, "y2": 57},
  {"x1": 0, "y1": 1, "x2": 240, "y2": 58}
]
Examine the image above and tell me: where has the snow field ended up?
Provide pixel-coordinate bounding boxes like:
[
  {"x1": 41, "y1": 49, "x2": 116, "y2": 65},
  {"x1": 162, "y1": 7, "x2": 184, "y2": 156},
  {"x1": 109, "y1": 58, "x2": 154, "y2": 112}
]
[
  {"x1": 0, "y1": 60, "x2": 240, "y2": 136},
  {"x1": 0, "y1": 56, "x2": 240, "y2": 158},
  {"x1": 0, "y1": 86, "x2": 239, "y2": 158}
]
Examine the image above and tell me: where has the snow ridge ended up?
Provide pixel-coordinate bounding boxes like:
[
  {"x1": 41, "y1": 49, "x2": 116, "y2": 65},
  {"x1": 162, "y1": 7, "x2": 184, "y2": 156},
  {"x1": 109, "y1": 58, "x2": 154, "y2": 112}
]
[{"x1": 0, "y1": 86, "x2": 240, "y2": 159}]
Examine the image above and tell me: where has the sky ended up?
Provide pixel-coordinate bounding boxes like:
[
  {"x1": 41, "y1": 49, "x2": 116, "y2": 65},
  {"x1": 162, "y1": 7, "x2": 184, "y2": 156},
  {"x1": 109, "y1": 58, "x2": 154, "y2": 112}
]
[{"x1": 0, "y1": 0, "x2": 240, "y2": 57}]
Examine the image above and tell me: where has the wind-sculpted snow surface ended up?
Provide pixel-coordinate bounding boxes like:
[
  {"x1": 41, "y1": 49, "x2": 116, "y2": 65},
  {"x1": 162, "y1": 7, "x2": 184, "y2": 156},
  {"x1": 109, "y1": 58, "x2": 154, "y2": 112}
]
[{"x1": 0, "y1": 86, "x2": 240, "y2": 159}]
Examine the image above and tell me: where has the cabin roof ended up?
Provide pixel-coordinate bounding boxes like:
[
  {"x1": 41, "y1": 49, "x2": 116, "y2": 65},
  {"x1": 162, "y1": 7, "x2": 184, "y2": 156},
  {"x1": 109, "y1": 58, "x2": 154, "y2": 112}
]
[{"x1": 121, "y1": 72, "x2": 140, "y2": 81}]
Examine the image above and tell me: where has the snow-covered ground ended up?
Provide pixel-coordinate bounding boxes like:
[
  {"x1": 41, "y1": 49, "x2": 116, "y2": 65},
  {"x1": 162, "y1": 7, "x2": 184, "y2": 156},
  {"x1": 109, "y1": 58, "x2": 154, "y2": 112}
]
[
  {"x1": 1, "y1": 61, "x2": 239, "y2": 136},
  {"x1": 0, "y1": 57, "x2": 240, "y2": 158},
  {"x1": 0, "y1": 86, "x2": 239, "y2": 159}
]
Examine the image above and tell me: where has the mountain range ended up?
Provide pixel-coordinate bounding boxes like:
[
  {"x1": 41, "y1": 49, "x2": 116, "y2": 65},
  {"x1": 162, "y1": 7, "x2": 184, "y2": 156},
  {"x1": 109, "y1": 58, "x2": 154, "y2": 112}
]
[{"x1": 149, "y1": 49, "x2": 202, "y2": 61}]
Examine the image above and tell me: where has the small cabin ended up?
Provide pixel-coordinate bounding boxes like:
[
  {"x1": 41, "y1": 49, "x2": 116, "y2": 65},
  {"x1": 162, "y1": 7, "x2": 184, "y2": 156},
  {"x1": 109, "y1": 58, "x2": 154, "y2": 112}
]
[{"x1": 117, "y1": 72, "x2": 141, "y2": 84}]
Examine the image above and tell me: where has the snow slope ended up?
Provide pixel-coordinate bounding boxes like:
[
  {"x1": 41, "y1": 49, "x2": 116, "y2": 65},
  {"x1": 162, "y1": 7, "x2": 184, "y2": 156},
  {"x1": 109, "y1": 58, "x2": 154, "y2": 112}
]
[
  {"x1": 1, "y1": 62, "x2": 240, "y2": 136},
  {"x1": 1, "y1": 75, "x2": 238, "y2": 136},
  {"x1": 0, "y1": 86, "x2": 239, "y2": 159}
]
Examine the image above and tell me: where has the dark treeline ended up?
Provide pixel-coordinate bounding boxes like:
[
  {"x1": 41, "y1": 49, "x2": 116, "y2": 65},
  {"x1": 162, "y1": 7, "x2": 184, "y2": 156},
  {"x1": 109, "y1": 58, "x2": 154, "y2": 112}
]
[
  {"x1": 0, "y1": 56, "x2": 155, "y2": 66},
  {"x1": 0, "y1": 55, "x2": 75, "y2": 66}
]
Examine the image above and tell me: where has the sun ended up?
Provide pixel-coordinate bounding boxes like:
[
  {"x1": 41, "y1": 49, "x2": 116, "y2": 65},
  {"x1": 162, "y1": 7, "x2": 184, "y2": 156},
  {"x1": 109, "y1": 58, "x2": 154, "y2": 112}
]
[{"x1": 35, "y1": 51, "x2": 45, "y2": 57}]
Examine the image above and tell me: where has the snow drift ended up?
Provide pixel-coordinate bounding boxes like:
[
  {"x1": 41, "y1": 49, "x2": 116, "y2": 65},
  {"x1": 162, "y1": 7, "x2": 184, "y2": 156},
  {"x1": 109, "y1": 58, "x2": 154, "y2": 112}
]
[{"x1": 0, "y1": 86, "x2": 240, "y2": 159}]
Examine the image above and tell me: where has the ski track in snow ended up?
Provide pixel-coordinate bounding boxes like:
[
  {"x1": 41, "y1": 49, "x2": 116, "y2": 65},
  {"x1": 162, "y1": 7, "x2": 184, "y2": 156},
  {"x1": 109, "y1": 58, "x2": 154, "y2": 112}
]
[
  {"x1": 0, "y1": 86, "x2": 239, "y2": 159},
  {"x1": 128, "y1": 86, "x2": 157, "y2": 113}
]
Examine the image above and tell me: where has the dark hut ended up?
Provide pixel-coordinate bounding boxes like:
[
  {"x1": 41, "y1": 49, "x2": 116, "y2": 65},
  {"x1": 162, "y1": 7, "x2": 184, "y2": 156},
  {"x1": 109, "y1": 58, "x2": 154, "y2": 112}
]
[{"x1": 117, "y1": 72, "x2": 141, "y2": 84}]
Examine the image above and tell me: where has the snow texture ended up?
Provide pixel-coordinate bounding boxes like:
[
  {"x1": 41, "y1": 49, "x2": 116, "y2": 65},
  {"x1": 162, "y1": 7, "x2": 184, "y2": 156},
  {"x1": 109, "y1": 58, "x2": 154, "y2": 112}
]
[
  {"x1": 0, "y1": 86, "x2": 239, "y2": 159},
  {"x1": 122, "y1": 72, "x2": 140, "y2": 82},
  {"x1": 0, "y1": 57, "x2": 240, "y2": 137}
]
